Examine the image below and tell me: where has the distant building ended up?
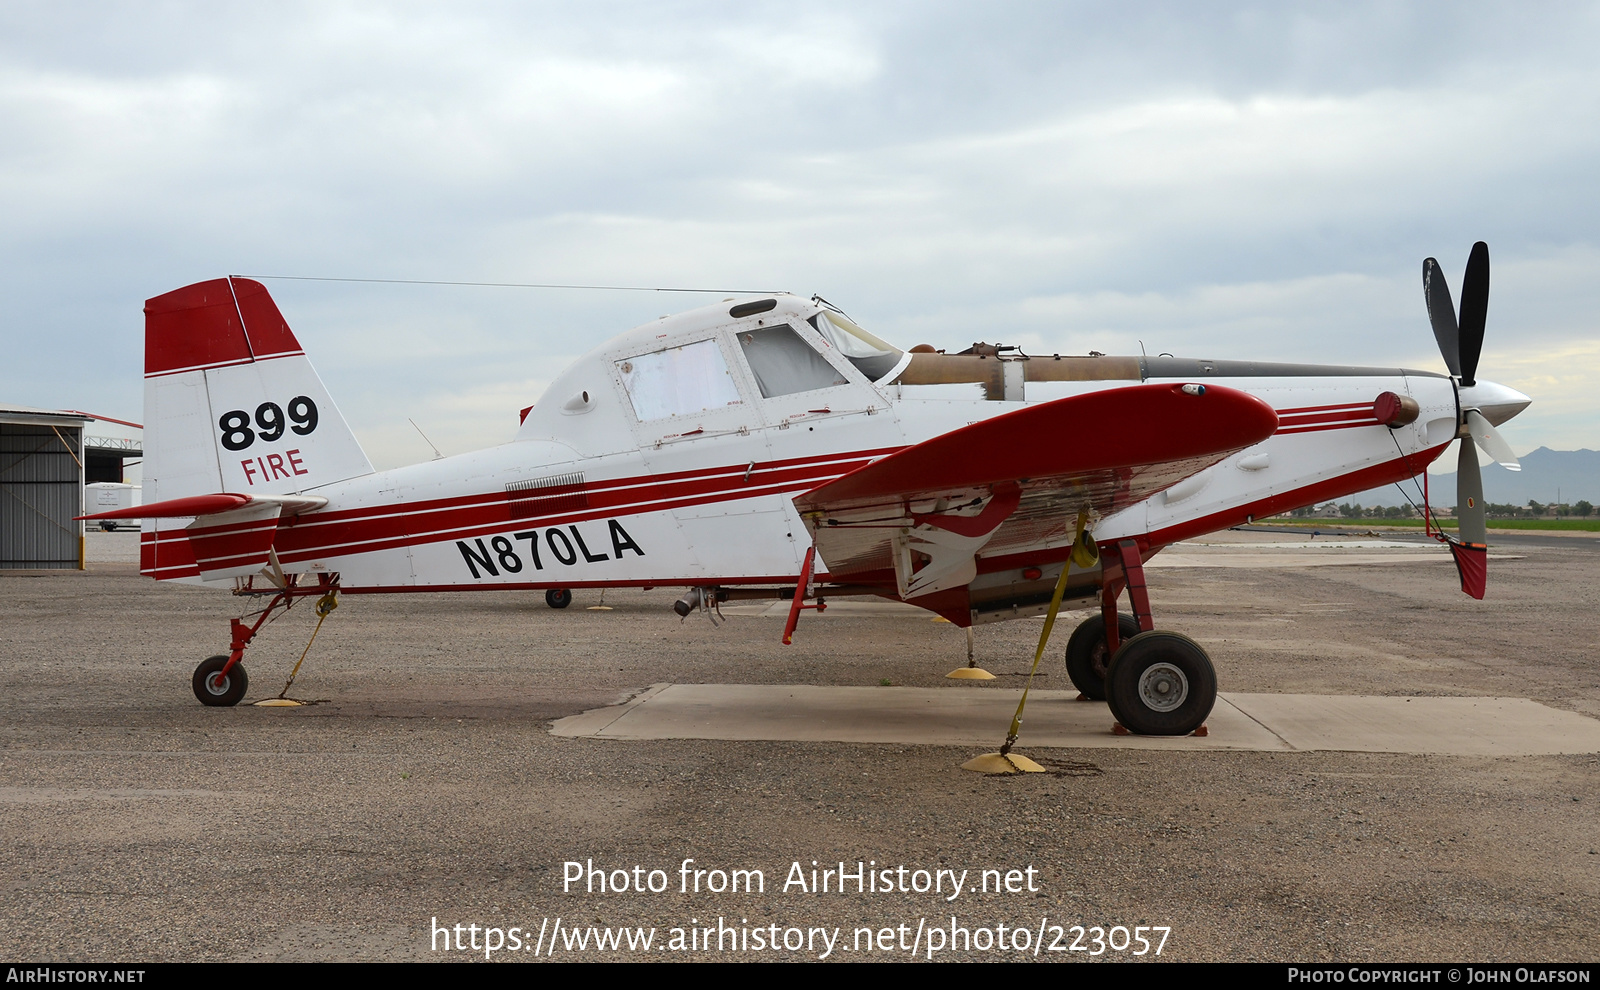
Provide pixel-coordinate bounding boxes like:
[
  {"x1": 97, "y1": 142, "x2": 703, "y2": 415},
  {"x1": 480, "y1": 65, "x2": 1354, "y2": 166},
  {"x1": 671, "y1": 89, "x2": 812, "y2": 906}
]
[
  {"x1": 1, "y1": 404, "x2": 89, "y2": 569},
  {"x1": 76, "y1": 411, "x2": 143, "y2": 485},
  {"x1": 0, "y1": 405, "x2": 142, "y2": 569}
]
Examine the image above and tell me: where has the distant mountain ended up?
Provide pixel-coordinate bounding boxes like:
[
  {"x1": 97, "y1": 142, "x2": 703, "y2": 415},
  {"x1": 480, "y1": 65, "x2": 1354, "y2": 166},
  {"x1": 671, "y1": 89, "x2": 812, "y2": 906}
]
[{"x1": 1328, "y1": 448, "x2": 1600, "y2": 509}]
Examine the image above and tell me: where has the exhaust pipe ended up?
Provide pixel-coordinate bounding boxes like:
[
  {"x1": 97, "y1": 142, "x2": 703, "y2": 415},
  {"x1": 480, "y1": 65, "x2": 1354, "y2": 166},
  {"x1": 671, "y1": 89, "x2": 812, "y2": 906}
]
[{"x1": 673, "y1": 588, "x2": 702, "y2": 617}]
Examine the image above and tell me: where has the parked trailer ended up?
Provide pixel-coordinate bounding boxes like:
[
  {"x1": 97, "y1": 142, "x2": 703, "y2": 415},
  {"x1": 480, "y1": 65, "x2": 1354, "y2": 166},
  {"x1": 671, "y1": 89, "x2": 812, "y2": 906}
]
[{"x1": 84, "y1": 483, "x2": 141, "y2": 531}]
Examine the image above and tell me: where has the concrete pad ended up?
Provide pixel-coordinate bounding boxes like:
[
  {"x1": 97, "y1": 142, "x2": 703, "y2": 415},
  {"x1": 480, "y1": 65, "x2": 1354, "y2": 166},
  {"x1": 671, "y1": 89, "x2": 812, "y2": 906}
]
[
  {"x1": 554, "y1": 684, "x2": 1287, "y2": 752},
  {"x1": 1225, "y1": 693, "x2": 1600, "y2": 756},
  {"x1": 550, "y1": 684, "x2": 1600, "y2": 756}
]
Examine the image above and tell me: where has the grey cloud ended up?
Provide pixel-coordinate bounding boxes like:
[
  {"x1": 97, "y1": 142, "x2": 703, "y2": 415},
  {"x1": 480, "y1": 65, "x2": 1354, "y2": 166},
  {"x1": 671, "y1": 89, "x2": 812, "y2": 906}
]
[{"x1": 2, "y1": 2, "x2": 1597, "y2": 468}]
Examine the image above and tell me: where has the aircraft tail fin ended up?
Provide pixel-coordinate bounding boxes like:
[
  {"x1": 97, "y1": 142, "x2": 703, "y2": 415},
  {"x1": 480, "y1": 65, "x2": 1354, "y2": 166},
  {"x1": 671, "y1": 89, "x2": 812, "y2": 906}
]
[
  {"x1": 140, "y1": 277, "x2": 372, "y2": 580},
  {"x1": 142, "y1": 277, "x2": 373, "y2": 503}
]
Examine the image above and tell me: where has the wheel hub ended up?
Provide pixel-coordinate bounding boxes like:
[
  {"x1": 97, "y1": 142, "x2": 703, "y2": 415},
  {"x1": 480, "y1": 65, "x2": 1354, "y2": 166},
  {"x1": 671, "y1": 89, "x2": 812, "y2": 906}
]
[
  {"x1": 1137, "y1": 662, "x2": 1189, "y2": 712},
  {"x1": 206, "y1": 673, "x2": 230, "y2": 695}
]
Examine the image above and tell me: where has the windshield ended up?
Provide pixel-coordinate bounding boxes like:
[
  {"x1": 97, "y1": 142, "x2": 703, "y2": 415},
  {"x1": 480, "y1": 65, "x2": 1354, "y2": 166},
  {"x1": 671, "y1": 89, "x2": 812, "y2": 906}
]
[
  {"x1": 808, "y1": 310, "x2": 903, "y2": 382},
  {"x1": 737, "y1": 325, "x2": 848, "y2": 398}
]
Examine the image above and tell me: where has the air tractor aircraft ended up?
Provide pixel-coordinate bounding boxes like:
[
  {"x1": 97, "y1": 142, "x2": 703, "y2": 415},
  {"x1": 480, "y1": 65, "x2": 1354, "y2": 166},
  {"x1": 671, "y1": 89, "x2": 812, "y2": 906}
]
[{"x1": 85, "y1": 243, "x2": 1528, "y2": 736}]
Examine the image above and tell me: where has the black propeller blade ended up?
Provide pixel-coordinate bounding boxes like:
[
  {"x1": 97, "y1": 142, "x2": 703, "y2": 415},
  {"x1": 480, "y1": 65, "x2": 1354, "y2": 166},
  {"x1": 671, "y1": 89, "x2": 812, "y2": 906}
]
[
  {"x1": 1457, "y1": 241, "x2": 1489, "y2": 387},
  {"x1": 1422, "y1": 241, "x2": 1494, "y2": 598},
  {"x1": 1423, "y1": 242, "x2": 1490, "y2": 385},
  {"x1": 1423, "y1": 257, "x2": 1460, "y2": 377}
]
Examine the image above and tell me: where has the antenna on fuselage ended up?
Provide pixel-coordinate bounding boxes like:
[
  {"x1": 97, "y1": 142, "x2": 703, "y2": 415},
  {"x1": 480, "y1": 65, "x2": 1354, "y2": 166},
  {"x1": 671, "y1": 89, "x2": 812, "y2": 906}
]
[
  {"x1": 409, "y1": 418, "x2": 444, "y2": 460},
  {"x1": 235, "y1": 274, "x2": 790, "y2": 295}
]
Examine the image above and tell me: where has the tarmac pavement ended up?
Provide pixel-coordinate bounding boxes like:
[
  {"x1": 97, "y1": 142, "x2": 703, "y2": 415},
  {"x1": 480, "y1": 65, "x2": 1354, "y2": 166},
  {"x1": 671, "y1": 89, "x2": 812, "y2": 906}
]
[{"x1": 2, "y1": 529, "x2": 1597, "y2": 962}]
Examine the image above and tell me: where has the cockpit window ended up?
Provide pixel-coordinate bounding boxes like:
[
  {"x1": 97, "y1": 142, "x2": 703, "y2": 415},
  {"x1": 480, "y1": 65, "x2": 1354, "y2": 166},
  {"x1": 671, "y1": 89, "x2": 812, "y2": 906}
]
[
  {"x1": 616, "y1": 339, "x2": 743, "y2": 421},
  {"x1": 808, "y1": 310, "x2": 903, "y2": 381},
  {"x1": 736, "y1": 325, "x2": 848, "y2": 398}
]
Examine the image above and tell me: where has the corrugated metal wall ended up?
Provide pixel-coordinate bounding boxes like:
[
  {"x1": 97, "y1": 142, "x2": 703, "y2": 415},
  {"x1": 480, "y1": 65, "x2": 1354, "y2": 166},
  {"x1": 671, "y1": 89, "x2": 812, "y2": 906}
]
[{"x1": 1, "y1": 423, "x2": 82, "y2": 568}]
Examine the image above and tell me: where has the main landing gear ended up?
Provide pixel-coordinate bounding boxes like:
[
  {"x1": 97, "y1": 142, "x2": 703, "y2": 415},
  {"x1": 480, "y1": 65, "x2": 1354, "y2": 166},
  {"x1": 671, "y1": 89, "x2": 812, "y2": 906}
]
[
  {"x1": 1065, "y1": 539, "x2": 1216, "y2": 736},
  {"x1": 545, "y1": 588, "x2": 573, "y2": 609}
]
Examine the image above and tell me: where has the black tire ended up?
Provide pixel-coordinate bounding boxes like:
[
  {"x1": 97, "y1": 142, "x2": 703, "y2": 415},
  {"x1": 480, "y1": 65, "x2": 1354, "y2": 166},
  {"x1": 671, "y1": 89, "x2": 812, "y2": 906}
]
[
  {"x1": 1064, "y1": 612, "x2": 1141, "y2": 699},
  {"x1": 1104, "y1": 631, "x2": 1216, "y2": 736},
  {"x1": 546, "y1": 588, "x2": 573, "y2": 609},
  {"x1": 192, "y1": 655, "x2": 248, "y2": 707}
]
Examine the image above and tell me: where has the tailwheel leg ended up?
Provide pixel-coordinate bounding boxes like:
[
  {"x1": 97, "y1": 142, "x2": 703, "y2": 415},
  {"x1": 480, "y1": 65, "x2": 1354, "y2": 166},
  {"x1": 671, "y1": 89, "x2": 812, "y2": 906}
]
[{"x1": 192, "y1": 590, "x2": 294, "y2": 707}]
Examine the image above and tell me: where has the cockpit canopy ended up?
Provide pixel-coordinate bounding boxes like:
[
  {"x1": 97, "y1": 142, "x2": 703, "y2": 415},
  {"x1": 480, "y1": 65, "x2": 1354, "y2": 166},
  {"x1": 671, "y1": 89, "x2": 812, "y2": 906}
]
[
  {"x1": 808, "y1": 307, "x2": 903, "y2": 381},
  {"x1": 610, "y1": 299, "x2": 905, "y2": 423}
]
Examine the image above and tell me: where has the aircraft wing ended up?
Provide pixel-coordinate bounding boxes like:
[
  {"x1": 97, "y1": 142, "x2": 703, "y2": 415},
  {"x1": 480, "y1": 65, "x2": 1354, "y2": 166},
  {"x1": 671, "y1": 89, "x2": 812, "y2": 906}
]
[{"x1": 793, "y1": 382, "x2": 1278, "y2": 598}]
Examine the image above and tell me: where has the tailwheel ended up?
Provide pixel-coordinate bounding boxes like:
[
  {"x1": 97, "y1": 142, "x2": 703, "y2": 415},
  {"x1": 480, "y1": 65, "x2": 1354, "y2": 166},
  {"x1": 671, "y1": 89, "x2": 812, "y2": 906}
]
[
  {"x1": 1105, "y1": 631, "x2": 1216, "y2": 736},
  {"x1": 193, "y1": 655, "x2": 248, "y2": 707},
  {"x1": 546, "y1": 588, "x2": 573, "y2": 609},
  {"x1": 1064, "y1": 612, "x2": 1140, "y2": 699}
]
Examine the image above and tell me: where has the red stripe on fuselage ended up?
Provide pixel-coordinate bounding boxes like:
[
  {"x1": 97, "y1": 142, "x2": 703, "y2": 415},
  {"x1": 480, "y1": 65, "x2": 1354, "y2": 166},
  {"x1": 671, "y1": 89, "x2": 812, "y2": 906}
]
[
  {"x1": 267, "y1": 449, "x2": 896, "y2": 564},
  {"x1": 1142, "y1": 443, "x2": 1451, "y2": 547},
  {"x1": 1276, "y1": 409, "x2": 1375, "y2": 427},
  {"x1": 1276, "y1": 420, "x2": 1381, "y2": 436},
  {"x1": 139, "y1": 447, "x2": 903, "y2": 577},
  {"x1": 1276, "y1": 402, "x2": 1374, "y2": 415}
]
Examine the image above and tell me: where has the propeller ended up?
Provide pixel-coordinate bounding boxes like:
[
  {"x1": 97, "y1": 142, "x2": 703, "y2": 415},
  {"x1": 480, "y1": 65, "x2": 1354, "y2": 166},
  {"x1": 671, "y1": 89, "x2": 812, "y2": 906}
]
[{"x1": 1422, "y1": 241, "x2": 1510, "y2": 598}]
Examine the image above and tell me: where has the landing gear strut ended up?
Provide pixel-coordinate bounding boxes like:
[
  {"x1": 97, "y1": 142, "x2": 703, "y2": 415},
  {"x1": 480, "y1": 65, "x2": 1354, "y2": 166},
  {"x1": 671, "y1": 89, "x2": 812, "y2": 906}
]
[
  {"x1": 1093, "y1": 539, "x2": 1217, "y2": 736},
  {"x1": 190, "y1": 576, "x2": 340, "y2": 707}
]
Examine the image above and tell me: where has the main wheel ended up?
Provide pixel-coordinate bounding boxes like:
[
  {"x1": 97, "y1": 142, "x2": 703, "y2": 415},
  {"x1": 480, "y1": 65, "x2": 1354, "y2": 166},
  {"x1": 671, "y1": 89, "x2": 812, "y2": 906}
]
[
  {"x1": 545, "y1": 588, "x2": 573, "y2": 609},
  {"x1": 1064, "y1": 612, "x2": 1141, "y2": 699},
  {"x1": 192, "y1": 655, "x2": 248, "y2": 707},
  {"x1": 1104, "y1": 631, "x2": 1216, "y2": 736}
]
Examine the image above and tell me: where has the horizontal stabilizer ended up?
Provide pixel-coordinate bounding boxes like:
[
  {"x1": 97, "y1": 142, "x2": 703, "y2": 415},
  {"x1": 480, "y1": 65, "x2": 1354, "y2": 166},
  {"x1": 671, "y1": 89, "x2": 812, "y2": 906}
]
[{"x1": 79, "y1": 492, "x2": 326, "y2": 521}]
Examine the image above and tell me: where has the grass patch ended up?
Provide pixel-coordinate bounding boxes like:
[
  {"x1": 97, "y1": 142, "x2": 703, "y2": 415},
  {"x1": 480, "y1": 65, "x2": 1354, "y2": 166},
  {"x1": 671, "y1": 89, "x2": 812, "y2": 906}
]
[{"x1": 1261, "y1": 517, "x2": 1600, "y2": 532}]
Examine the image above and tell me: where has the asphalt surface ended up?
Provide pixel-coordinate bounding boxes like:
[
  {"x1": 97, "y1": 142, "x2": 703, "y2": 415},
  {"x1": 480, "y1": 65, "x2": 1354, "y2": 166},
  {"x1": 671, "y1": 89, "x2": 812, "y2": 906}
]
[{"x1": 2, "y1": 530, "x2": 1597, "y2": 962}]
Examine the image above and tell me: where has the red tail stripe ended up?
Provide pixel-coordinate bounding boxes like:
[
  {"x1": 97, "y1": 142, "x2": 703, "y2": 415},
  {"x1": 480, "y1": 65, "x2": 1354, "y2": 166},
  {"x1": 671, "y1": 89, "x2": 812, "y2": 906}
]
[{"x1": 143, "y1": 277, "x2": 304, "y2": 377}]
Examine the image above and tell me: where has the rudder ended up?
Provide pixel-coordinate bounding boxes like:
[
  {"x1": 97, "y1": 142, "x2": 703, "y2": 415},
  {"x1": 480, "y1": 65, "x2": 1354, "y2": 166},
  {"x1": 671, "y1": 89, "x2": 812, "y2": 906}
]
[{"x1": 143, "y1": 277, "x2": 373, "y2": 503}]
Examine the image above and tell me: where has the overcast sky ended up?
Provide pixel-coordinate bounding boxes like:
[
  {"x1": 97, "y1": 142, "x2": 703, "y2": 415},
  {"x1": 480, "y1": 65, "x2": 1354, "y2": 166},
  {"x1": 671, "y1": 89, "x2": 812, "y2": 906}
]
[{"x1": 3, "y1": 2, "x2": 1597, "y2": 469}]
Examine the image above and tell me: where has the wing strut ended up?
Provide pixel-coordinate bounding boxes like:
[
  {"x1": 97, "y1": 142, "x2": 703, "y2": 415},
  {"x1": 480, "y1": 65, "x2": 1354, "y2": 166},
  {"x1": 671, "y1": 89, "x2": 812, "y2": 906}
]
[{"x1": 781, "y1": 546, "x2": 827, "y2": 645}]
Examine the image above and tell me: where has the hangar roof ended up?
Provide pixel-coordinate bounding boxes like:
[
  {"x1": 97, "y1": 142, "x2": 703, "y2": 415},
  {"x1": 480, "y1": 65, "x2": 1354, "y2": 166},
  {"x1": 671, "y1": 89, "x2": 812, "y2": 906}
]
[{"x1": 0, "y1": 404, "x2": 91, "y2": 427}]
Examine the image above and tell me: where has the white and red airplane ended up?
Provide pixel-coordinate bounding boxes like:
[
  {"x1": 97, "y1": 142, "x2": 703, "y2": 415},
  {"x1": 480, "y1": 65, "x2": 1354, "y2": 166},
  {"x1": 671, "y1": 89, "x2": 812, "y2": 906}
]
[{"x1": 84, "y1": 243, "x2": 1529, "y2": 735}]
